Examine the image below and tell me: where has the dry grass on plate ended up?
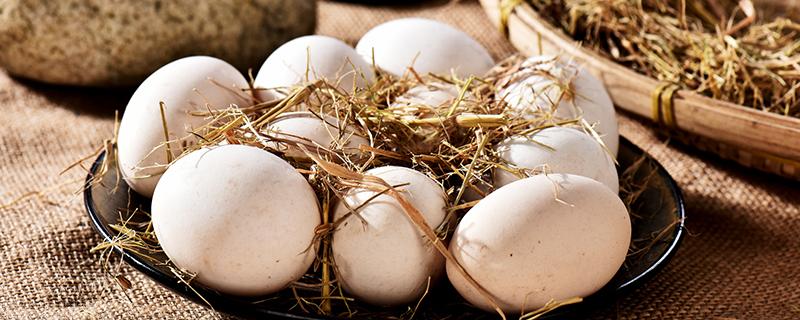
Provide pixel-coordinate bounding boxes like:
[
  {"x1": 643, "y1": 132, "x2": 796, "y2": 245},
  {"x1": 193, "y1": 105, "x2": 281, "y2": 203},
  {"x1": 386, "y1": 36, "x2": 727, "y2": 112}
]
[
  {"x1": 82, "y1": 56, "x2": 673, "y2": 319},
  {"x1": 527, "y1": 0, "x2": 800, "y2": 117}
]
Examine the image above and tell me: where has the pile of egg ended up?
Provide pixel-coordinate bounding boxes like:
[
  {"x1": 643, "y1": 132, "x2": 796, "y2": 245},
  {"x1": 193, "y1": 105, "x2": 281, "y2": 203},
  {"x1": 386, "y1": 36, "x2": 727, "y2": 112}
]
[{"x1": 116, "y1": 18, "x2": 630, "y2": 314}]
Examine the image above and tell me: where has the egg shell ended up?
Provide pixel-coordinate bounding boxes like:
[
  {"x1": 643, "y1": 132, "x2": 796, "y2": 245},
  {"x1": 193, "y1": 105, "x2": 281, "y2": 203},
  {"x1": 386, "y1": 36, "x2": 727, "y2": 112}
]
[
  {"x1": 264, "y1": 111, "x2": 368, "y2": 159},
  {"x1": 391, "y1": 82, "x2": 464, "y2": 109},
  {"x1": 494, "y1": 126, "x2": 619, "y2": 193},
  {"x1": 447, "y1": 173, "x2": 631, "y2": 313},
  {"x1": 151, "y1": 145, "x2": 320, "y2": 296},
  {"x1": 117, "y1": 56, "x2": 251, "y2": 198},
  {"x1": 254, "y1": 35, "x2": 374, "y2": 101},
  {"x1": 356, "y1": 18, "x2": 494, "y2": 78},
  {"x1": 499, "y1": 56, "x2": 619, "y2": 155},
  {"x1": 332, "y1": 166, "x2": 447, "y2": 306}
]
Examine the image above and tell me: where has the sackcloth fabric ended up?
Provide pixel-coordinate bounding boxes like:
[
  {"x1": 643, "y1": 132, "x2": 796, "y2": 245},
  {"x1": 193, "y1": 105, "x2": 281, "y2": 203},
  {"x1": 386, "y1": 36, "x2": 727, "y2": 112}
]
[{"x1": 0, "y1": 1, "x2": 798, "y2": 319}]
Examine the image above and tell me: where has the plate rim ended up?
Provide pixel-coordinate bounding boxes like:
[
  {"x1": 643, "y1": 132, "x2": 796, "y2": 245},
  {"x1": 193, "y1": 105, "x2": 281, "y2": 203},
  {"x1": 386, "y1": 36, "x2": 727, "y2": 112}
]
[{"x1": 616, "y1": 139, "x2": 686, "y2": 292}]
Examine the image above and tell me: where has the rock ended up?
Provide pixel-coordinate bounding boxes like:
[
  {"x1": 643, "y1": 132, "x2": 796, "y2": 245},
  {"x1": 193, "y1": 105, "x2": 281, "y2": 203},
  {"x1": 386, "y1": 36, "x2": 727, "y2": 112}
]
[{"x1": 0, "y1": 0, "x2": 316, "y2": 86}]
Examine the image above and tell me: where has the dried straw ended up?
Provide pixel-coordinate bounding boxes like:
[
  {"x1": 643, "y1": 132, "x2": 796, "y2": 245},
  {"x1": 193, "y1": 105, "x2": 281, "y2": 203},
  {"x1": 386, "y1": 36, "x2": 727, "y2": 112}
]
[{"x1": 528, "y1": 0, "x2": 800, "y2": 117}]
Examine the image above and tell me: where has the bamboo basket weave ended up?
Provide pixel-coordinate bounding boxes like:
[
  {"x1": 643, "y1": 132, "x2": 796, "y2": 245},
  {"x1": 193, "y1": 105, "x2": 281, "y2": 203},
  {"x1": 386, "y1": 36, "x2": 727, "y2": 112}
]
[{"x1": 480, "y1": 0, "x2": 800, "y2": 180}]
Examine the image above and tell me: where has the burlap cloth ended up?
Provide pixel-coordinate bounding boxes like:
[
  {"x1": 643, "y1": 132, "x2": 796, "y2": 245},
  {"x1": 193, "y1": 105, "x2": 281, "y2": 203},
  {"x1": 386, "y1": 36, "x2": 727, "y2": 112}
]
[{"x1": 0, "y1": 1, "x2": 798, "y2": 319}]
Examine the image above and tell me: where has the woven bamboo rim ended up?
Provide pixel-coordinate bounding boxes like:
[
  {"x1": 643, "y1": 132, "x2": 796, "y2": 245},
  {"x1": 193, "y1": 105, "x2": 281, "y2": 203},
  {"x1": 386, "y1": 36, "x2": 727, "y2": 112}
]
[{"x1": 481, "y1": 0, "x2": 800, "y2": 180}]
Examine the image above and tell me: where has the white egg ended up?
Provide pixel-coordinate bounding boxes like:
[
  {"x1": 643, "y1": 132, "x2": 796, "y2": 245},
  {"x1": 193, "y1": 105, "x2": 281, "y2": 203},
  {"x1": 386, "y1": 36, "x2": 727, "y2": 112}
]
[
  {"x1": 356, "y1": 18, "x2": 494, "y2": 78},
  {"x1": 117, "y1": 56, "x2": 251, "y2": 198},
  {"x1": 494, "y1": 126, "x2": 619, "y2": 193},
  {"x1": 499, "y1": 56, "x2": 619, "y2": 155},
  {"x1": 332, "y1": 166, "x2": 447, "y2": 306},
  {"x1": 391, "y1": 82, "x2": 464, "y2": 109},
  {"x1": 254, "y1": 35, "x2": 374, "y2": 101},
  {"x1": 263, "y1": 111, "x2": 368, "y2": 160},
  {"x1": 447, "y1": 174, "x2": 631, "y2": 313},
  {"x1": 152, "y1": 145, "x2": 319, "y2": 296}
]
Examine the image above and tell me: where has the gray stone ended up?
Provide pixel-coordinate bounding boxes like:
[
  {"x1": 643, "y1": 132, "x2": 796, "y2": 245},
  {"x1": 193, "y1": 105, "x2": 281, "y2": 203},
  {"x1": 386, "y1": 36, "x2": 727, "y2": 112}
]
[{"x1": 0, "y1": 0, "x2": 316, "y2": 86}]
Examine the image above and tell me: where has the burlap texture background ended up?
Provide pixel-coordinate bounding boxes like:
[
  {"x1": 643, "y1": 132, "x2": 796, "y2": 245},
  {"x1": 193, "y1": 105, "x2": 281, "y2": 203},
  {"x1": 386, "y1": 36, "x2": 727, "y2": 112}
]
[{"x1": 0, "y1": 1, "x2": 798, "y2": 319}]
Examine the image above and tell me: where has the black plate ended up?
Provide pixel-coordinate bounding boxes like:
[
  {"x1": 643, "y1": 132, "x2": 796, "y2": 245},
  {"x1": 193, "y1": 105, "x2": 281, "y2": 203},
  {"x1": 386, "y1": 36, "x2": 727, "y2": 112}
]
[{"x1": 84, "y1": 137, "x2": 685, "y2": 319}]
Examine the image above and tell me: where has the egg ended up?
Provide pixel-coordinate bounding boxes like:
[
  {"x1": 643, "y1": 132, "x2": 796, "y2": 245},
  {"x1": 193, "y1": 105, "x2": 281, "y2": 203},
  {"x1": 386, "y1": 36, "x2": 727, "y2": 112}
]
[
  {"x1": 117, "y1": 56, "x2": 251, "y2": 198},
  {"x1": 494, "y1": 126, "x2": 619, "y2": 193},
  {"x1": 356, "y1": 18, "x2": 494, "y2": 78},
  {"x1": 499, "y1": 56, "x2": 619, "y2": 155},
  {"x1": 390, "y1": 81, "x2": 472, "y2": 122},
  {"x1": 151, "y1": 145, "x2": 320, "y2": 296},
  {"x1": 254, "y1": 35, "x2": 374, "y2": 101},
  {"x1": 391, "y1": 82, "x2": 464, "y2": 109},
  {"x1": 263, "y1": 111, "x2": 369, "y2": 160},
  {"x1": 332, "y1": 166, "x2": 447, "y2": 306},
  {"x1": 446, "y1": 174, "x2": 631, "y2": 313}
]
